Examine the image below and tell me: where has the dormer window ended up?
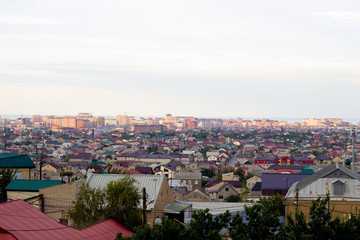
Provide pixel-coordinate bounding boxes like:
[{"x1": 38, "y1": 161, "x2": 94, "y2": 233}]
[{"x1": 333, "y1": 180, "x2": 345, "y2": 195}]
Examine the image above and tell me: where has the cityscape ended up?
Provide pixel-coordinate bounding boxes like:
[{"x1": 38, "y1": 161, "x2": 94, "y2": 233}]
[
  {"x1": 1, "y1": 112, "x2": 360, "y2": 239},
  {"x1": 2, "y1": 0, "x2": 360, "y2": 239}
]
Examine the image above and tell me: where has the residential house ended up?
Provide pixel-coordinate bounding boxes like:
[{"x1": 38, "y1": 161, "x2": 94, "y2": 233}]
[
  {"x1": 154, "y1": 164, "x2": 177, "y2": 179},
  {"x1": 222, "y1": 172, "x2": 239, "y2": 181},
  {"x1": 246, "y1": 176, "x2": 262, "y2": 190},
  {"x1": 208, "y1": 182, "x2": 239, "y2": 202},
  {"x1": 167, "y1": 160, "x2": 185, "y2": 172},
  {"x1": 39, "y1": 180, "x2": 85, "y2": 224},
  {"x1": 0, "y1": 200, "x2": 133, "y2": 239},
  {"x1": 6, "y1": 179, "x2": 63, "y2": 208},
  {"x1": 173, "y1": 172, "x2": 202, "y2": 192},
  {"x1": 261, "y1": 173, "x2": 309, "y2": 197},
  {"x1": 184, "y1": 189, "x2": 211, "y2": 202},
  {"x1": 285, "y1": 163, "x2": 360, "y2": 221},
  {"x1": 254, "y1": 155, "x2": 277, "y2": 169},
  {"x1": 0, "y1": 153, "x2": 35, "y2": 179},
  {"x1": 41, "y1": 162, "x2": 60, "y2": 173},
  {"x1": 205, "y1": 180, "x2": 243, "y2": 194},
  {"x1": 247, "y1": 182, "x2": 262, "y2": 202}
]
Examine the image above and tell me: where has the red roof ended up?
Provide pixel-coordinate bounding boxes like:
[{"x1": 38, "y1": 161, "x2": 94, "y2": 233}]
[
  {"x1": 0, "y1": 200, "x2": 133, "y2": 240},
  {"x1": 127, "y1": 169, "x2": 142, "y2": 175}
]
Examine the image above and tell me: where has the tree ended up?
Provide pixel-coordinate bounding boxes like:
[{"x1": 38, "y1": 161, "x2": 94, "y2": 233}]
[
  {"x1": 67, "y1": 184, "x2": 107, "y2": 228},
  {"x1": 187, "y1": 209, "x2": 231, "y2": 240},
  {"x1": 201, "y1": 168, "x2": 215, "y2": 178},
  {"x1": 234, "y1": 167, "x2": 246, "y2": 183},
  {"x1": 277, "y1": 194, "x2": 341, "y2": 240},
  {"x1": 117, "y1": 219, "x2": 189, "y2": 240},
  {"x1": 67, "y1": 176, "x2": 142, "y2": 229},
  {"x1": 224, "y1": 195, "x2": 241, "y2": 202},
  {"x1": 230, "y1": 194, "x2": 283, "y2": 240},
  {"x1": 60, "y1": 171, "x2": 73, "y2": 183},
  {"x1": 105, "y1": 177, "x2": 142, "y2": 228},
  {"x1": 0, "y1": 167, "x2": 16, "y2": 202}
]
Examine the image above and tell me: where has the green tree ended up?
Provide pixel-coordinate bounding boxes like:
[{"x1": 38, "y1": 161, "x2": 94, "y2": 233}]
[
  {"x1": 230, "y1": 194, "x2": 283, "y2": 240},
  {"x1": 234, "y1": 167, "x2": 246, "y2": 183},
  {"x1": 117, "y1": 219, "x2": 189, "y2": 240},
  {"x1": 224, "y1": 195, "x2": 241, "y2": 202},
  {"x1": 0, "y1": 167, "x2": 16, "y2": 202},
  {"x1": 67, "y1": 184, "x2": 107, "y2": 228},
  {"x1": 187, "y1": 209, "x2": 231, "y2": 240},
  {"x1": 201, "y1": 168, "x2": 215, "y2": 178},
  {"x1": 67, "y1": 176, "x2": 142, "y2": 229},
  {"x1": 105, "y1": 177, "x2": 142, "y2": 228}
]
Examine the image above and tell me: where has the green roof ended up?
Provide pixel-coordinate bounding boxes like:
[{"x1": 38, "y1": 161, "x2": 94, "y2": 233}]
[
  {"x1": 87, "y1": 161, "x2": 107, "y2": 167},
  {"x1": 164, "y1": 202, "x2": 191, "y2": 214},
  {"x1": 6, "y1": 179, "x2": 63, "y2": 192},
  {"x1": 0, "y1": 154, "x2": 35, "y2": 168},
  {"x1": 298, "y1": 169, "x2": 315, "y2": 175}
]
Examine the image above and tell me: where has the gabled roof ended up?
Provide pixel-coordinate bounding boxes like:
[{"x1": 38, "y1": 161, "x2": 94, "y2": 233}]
[
  {"x1": 286, "y1": 163, "x2": 360, "y2": 197},
  {"x1": 251, "y1": 182, "x2": 262, "y2": 191},
  {"x1": 0, "y1": 200, "x2": 133, "y2": 240},
  {"x1": 0, "y1": 154, "x2": 35, "y2": 168},
  {"x1": 6, "y1": 179, "x2": 63, "y2": 192},
  {"x1": 205, "y1": 180, "x2": 242, "y2": 189},
  {"x1": 86, "y1": 174, "x2": 165, "y2": 210}
]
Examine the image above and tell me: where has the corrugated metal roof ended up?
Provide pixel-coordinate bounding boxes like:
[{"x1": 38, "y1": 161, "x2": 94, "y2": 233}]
[
  {"x1": 0, "y1": 200, "x2": 133, "y2": 240},
  {"x1": 180, "y1": 201, "x2": 254, "y2": 215},
  {"x1": 86, "y1": 174, "x2": 164, "y2": 210},
  {"x1": 6, "y1": 179, "x2": 63, "y2": 191}
]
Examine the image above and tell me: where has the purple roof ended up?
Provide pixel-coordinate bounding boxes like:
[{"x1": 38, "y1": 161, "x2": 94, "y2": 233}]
[
  {"x1": 135, "y1": 167, "x2": 152, "y2": 174},
  {"x1": 261, "y1": 173, "x2": 309, "y2": 190},
  {"x1": 205, "y1": 180, "x2": 242, "y2": 188},
  {"x1": 267, "y1": 165, "x2": 304, "y2": 171},
  {"x1": 251, "y1": 182, "x2": 262, "y2": 191},
  {"x1": 255, "y1": 155, "x2": 277, "y2": 161}
]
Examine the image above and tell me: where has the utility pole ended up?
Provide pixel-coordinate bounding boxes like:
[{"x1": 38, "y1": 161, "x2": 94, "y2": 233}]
[
  {"x1": 295, "y1": 188, "x2": 299, "y2": 212},
  {"x1": 35, "y1": 138, "x2": 38, "y2": 179},
  {"x1": 142, "y1": 187, "x2": 147, "y2": 225},
  {"x1": 39, "y1": 153, "x2": 43, "y2": 180},
  {"x1": 350, "y1": 126, "x2": 358, "y2": 171}
]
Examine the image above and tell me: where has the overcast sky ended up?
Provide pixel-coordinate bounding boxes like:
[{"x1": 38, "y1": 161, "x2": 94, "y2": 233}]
[{"x1": 1, "y1": 0, "x2": 360, "y2": 119}]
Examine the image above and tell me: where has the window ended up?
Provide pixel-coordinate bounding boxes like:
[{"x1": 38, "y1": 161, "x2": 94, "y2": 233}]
[
  {"x1": 225, "y1": 187, "x2": 229, "y2": 192},
  {"x1": 333, "y1": 181, "x2": 345, "y2": 195},
  {"x1": 194, "y1": 180, "x2": 198, "y2": 185},
  {"x1": 60, "y1": 219, "x2": 68, "y2": 225},
  {"x1": 219, "y1": 195, "x2": 223, "y2": 199}
]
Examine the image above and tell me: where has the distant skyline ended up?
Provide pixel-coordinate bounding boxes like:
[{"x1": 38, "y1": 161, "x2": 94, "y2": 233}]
[{"x1": 1, "y1": 0, "x2": 360, "y2": 118}]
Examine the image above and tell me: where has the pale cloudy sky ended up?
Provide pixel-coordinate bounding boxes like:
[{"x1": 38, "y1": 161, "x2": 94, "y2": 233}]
[{"x1": 1, "y1": 0, "x2": 360, "y2": 119}]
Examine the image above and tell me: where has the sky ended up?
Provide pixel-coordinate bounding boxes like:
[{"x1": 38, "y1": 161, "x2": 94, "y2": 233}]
[{"x1": 1, "y1": 0, "x2": 360, "y2": 119}]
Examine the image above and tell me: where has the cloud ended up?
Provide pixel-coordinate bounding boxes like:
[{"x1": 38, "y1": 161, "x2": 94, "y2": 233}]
[
  {"x1": 0, "y1": 15, "x2": 68, "y2": 25},
  {"x1": 313, "y1": 11, "x2": 360, "y2": 22}
]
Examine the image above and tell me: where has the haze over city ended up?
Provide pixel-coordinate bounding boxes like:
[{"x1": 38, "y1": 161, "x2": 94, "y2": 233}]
[{"x1": 2, "y1": 0, "x2": 360, "y2": 118}]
